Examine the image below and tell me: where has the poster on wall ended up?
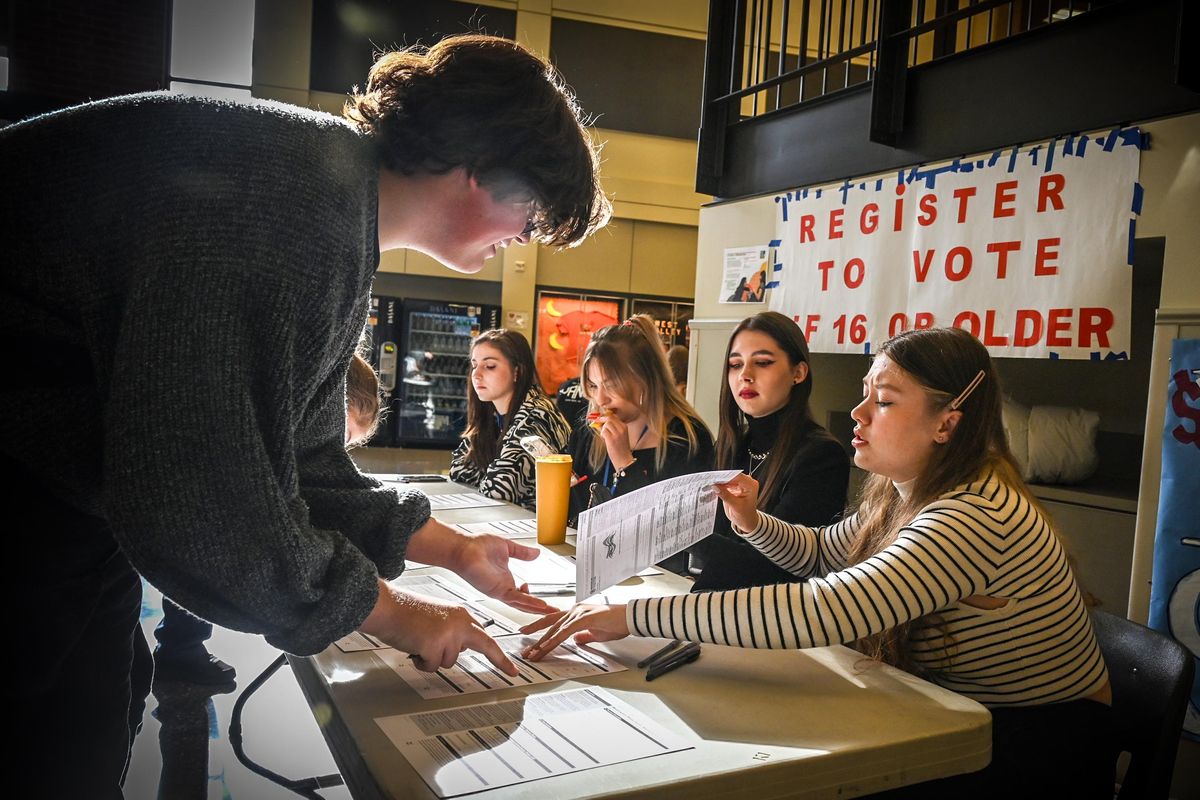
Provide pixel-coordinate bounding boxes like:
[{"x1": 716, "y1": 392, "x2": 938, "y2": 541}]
[
  {"x1": 533, "y1": 292, "x2": 622, "y2": 394},
  {"x1": 720, "y1": 246, "x2": 770, "y2": 303},
  {"x1": 631, "y1": 299, "x2": 694, "y2": 348},
  {"x1": 769, "y1": 128, "x2": 1145, "y2": 359}
]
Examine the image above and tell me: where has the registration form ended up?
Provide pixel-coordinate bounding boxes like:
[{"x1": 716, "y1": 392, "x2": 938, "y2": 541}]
[
  {"x1": 335, "y1": 575, "x2": 518, "y2": 653},
  {"x1": 452, "y1": 517, "x2": 541, "y2": 539},
  {"x1": 375, "y1": 686, "x2": 691, "y2": 797},
  {"x1": 575, "y1": 469, "x2": 740, "y2": 599},
  {"x1": 424, "y1": 492, "x2": 509, "y2": 510},
  {"x1": 377, "y1": 634, "x2": 624, "y2": 699}
]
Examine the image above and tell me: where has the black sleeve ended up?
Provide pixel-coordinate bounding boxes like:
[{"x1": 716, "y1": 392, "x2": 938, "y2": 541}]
[
  {"x1": 566, "y1": 424, "x2": 596, "y2": 523},
  {"x1": 772, "y1": 434, "x2": 851, "y2": 527},
  {"x1": 692, "y1": 430, "x2": 849, "y2": 593}
]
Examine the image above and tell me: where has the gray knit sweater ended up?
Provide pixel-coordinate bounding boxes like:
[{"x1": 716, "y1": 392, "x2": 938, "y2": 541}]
[{"x1": 1, "y1": 92, "x2": 430, "y2": 655}]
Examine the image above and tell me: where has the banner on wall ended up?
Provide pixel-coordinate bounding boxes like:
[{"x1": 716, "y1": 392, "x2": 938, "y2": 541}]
[
  {"x1": 1147, "y1": 337, "x2": 1200, "y2": 740},
  {"x1": 769, "y1": 128, "x2": 1145, "y2": 358}
]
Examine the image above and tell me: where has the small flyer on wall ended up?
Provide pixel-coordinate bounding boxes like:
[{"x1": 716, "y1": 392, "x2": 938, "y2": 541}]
[{"x1": 720, "y1": 246, "x2": 769, "y2": 303}]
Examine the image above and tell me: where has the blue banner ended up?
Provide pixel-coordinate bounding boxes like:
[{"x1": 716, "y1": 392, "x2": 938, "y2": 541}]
[{"x1": 1147, "y1": 337, "x2": 1200, "y2": 740}]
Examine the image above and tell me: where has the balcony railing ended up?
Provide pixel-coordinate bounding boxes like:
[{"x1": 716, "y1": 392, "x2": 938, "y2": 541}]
[{"x1": 698, "y1": 0, "x2": 1118, "y2": 194}]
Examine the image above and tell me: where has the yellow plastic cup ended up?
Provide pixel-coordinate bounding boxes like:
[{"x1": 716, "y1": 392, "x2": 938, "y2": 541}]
[{"x1": 535, "y1": 454, "x2": 573, "y2": 546}]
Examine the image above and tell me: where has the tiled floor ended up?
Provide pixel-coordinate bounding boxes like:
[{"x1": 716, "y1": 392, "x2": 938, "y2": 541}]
[{"x1": 124, "y1": 582, "x2": 352, "y2": 800}]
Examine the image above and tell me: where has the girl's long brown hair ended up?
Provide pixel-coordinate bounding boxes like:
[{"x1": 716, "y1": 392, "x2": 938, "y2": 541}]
[
  {"x1": 580, "y1": 315, "x2": 708, "y2": 472},
  {"x1": 461, "y1": 329, "x2": 539, "y2": 471},
  {"x1": 848, "y1": 326, "x2": 1039, "y2": 670}
]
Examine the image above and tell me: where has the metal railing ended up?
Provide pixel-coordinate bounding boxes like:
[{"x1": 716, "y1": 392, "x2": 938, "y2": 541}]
[{"x1": 698, "y1": 0, "x2": 1116, "y2": 191}]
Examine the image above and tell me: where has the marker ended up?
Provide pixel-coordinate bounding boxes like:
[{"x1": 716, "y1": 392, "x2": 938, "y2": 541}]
[
  {"x1": 527, "y1": 584, "x2": 576, "y2": 596},
  {"x1": 637, "y1": 639, "x2": 683, "y2": 669},
  {"x1": 645, "y1": 643, "x2": 701, "y2": 681}
]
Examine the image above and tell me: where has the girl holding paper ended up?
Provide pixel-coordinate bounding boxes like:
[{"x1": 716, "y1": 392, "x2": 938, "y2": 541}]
[
  {"x1": 450, "y1": 329, "x2": 571, "y2": 510},
  {"x1": 690, "y1": 312, "x2": 850, "y2": 591},
  {"x1": 525, "y1": 326, "x2": 1114, "y2": 798},
  {"x1": 564, "y1": 316, "x2": 714, "y2": 552}
]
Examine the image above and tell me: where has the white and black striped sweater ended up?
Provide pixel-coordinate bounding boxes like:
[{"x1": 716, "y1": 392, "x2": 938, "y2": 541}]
[
  {"x1": 627, "y1": 470, "x2": 1108, "y2": 707},
  {"x1": 450, "y1": 390, "x2": 571, "y2": 511}
]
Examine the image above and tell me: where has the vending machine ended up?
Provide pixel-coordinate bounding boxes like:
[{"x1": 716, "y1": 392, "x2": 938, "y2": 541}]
[{"x1": 395, "y1": 299, "x2": 501, "y2": 448}]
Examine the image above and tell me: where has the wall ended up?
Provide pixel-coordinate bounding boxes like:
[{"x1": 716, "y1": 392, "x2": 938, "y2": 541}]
[
  {"x1": 690, "y1": 114, "x2": 1200, "y2": 429},
  {"x1": 251, "y1": 0, "x2": 710, "y2": 336}
]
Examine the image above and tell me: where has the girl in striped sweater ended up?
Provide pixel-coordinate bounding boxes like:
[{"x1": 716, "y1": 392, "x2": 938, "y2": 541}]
[{"x1": 524, "y1": 326, "x2": 1115, "y2": 797}]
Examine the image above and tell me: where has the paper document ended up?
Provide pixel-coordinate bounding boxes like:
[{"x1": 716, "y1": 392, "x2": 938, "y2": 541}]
[
  {"x1": 576, "y1": 469, "x2": 741, "y2": 600},
  {"x1": 334, "y1": 631, "x2": 389, "y2": 652},
  {"x1": 507, "y1": 548, "x2": 578, "y2": 587},
  {"x1": 377, "y1": 635, "x2": 624, "y2": 699},
  {"x1": 425, "y1": 492, "x2": 509, "y2": 510},
  {"x1": 376, "y1": 686, "x2": 691, "y2": 797},
  {"x1": 453, "y1": 517, "x2": 543, "y2": 539}
]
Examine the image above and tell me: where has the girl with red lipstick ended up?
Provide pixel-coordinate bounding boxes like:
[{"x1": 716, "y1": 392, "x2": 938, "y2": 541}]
[
  {"x1": 690, "y1": 312, "x2": 849, "y2": 591},
  {"x1": 563, "y1": 316, "x2": 714, "y2": 567},
  {"x1": 524, "y1": 326, "x2": 1115, "y2": 798},
  {"x1": 450, "y1": 329, "x2": 571, "y2": 510}
]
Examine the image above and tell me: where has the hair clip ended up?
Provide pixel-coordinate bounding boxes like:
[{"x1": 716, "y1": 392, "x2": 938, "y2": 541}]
[{"x1": 949, "y1": 370, "x2": 986, "y2": 410}]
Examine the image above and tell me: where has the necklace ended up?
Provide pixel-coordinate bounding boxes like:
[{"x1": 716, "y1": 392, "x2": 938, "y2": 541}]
[{"x1": 747, "y1": 448, "x2": 771, "y2": 478}]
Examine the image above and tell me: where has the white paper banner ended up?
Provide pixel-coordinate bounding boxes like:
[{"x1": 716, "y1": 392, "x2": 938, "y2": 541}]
[{"x1": 769, "y1": 129, "x2": 1144, "y2": 359}]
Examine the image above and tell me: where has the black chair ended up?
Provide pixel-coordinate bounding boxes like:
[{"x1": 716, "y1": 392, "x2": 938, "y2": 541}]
[{"x1": 1091, "y1": 609, "x2": 1195, "y2": 800}]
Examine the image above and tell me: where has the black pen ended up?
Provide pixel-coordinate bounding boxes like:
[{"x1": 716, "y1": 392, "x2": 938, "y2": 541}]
[
  {"x1": 637, "y1": 639, "x2": 683, "y2": 669},
  {"x1": 645, "y1": 644, "x2": 700, "y2": 681}
]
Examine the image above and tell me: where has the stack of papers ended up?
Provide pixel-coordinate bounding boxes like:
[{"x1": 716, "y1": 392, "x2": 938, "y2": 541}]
[{"x1": 375, "y1": 687, "x2": 692, "y2": 797}]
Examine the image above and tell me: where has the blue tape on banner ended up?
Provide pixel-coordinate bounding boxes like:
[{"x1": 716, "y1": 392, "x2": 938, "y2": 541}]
[
  {"x1": 765, "y1": 281, "x2": 780, "y2": 289},
  {"x1": 773, "y1": 263, "x2": 783, "y2": 272},
  {"x1": 1128, "y1": 219, "x2": 1137, "y2": 266},
  {"x1": 875, "y1": 179, "x2": 884, "y2": 191},
  {"x1": 1049, "y1": 352, "x2": 1060, "y2": 360},
  {"x1": 1090, "y1": 352, "x2": 1102, "y2": 361},
  {"x1": 1028, "y1": 145, "x2": 1040, "y2": 167},
  {"x1": 774, "y1": 195, "x2": 789, "y2": 222},
  {"x1": 1132, "y1": 183, "x2": 1144, "y2": 214},
  {"x1": 840, "y1": 180, "x2": 853, "y2": 204},
  {"x1": 1063, "y1": 134, "x2": 1075, "y2": 155},
  {"x1": 1077, "y1": 134, "x2": 1089, "y2": 156},
  {"x1": 1102, "y1": 127, "x2": 1120, "y2": 152},
  {"x1": 1119, "y1": 128, "x2": 1143, "y2": 148},
  {"x1": 815, "y1": 188, "x2": 822, "y2": 199},
  {"x1": 1104, "y1": 351, "x2": 1129, "y2": 361},
  {"x1": 988, "y1": 150, "x2": 1002, "y2": 167},
  {"x1": 1006, "y1": 148, "x2": 1019, "y2": 173},
  {"x1": 768, "y1": 239, "x2": 781, "y2": 248},
  {"x1": 863, "y1": 342, "x2": 871, "y2": 355},
  {"x1": 961, "y1": 162, "x2": 974, "y2": 173},
  {"x1": 1045, "y1": 139, "x2": 1056, "y2": 172}
]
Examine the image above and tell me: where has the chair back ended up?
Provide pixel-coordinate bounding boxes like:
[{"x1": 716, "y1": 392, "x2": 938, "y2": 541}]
[{"x1": 1091, "y1": 609, "x2": 1195, "y2": 800}]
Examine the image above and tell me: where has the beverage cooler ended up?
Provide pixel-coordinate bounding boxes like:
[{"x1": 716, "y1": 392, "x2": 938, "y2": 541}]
[
  {"x1": 365, "y1": 296, "x2": 401, "y2": 447},
  {"x1": 396, "y1": 299, "x2": 501, "y2": 448}
]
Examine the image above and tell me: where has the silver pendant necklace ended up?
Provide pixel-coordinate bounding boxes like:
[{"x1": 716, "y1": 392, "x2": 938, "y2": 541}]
[{"x1": 747, "y1": 448, "x2": 771, "y2": 478}]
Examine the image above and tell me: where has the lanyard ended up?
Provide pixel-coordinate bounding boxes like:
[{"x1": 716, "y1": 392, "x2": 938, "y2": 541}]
[{"x1": 602, "y1": 424, "x2": 649, "y2": 490}]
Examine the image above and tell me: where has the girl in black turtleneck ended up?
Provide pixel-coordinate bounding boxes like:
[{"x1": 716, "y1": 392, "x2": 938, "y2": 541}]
[{"x1": 691, "y1": 312, "x2": 850, "y2": 592}]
